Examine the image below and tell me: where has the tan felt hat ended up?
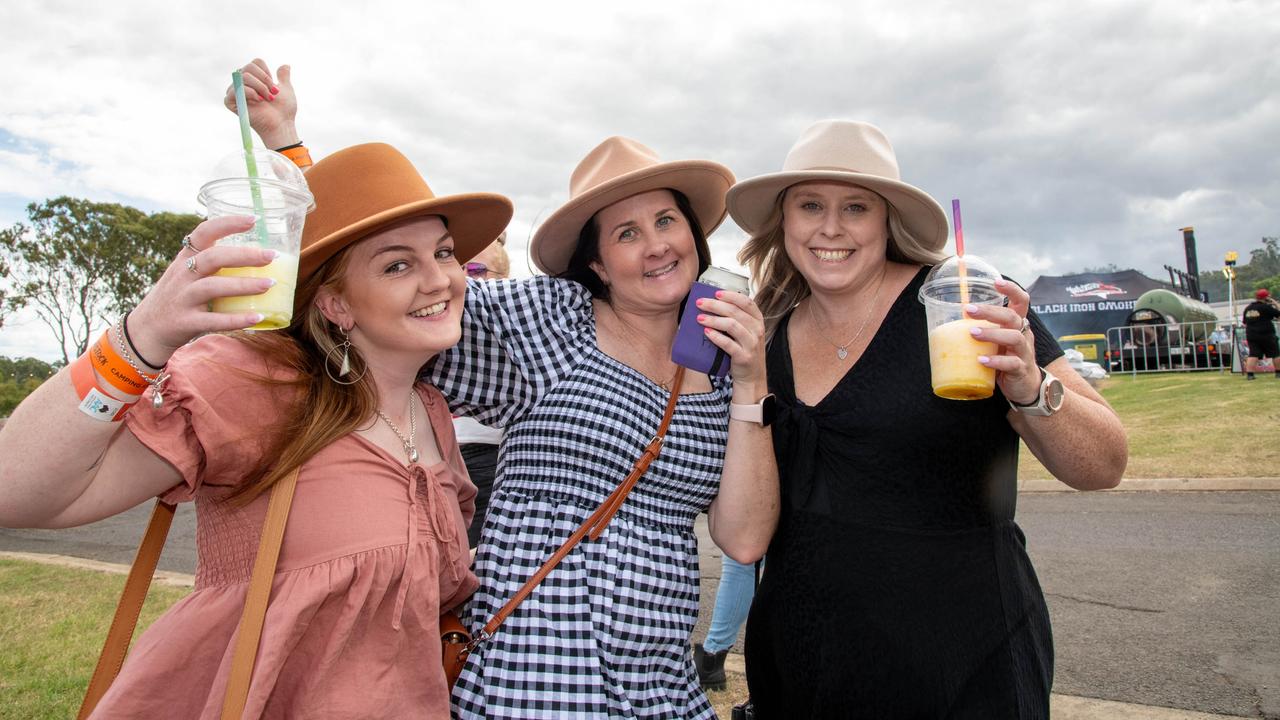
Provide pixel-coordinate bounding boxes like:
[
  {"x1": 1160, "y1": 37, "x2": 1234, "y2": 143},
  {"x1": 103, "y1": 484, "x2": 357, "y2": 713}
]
[
  {"x1": 300, "y1": 143, "x2": 513, "y2": 280},
  {"x1": 726, "y1": 120, "x2": 948, "y2": 251},
  {"x1": 530, "y1": 136, "x2": 735, "y2": 275}
]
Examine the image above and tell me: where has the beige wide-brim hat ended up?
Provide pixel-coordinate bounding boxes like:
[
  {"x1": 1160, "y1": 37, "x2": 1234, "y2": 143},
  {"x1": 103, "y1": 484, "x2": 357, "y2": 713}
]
[
  {"x1": 726, "y1": 120, "x2": 948, "y2": 251},
  {"x1": 300, "y1": 143, "x2": 513, "y2": 280},
  {"x1": 530, "y1": 136, "x2": 735, "y2": 275}
]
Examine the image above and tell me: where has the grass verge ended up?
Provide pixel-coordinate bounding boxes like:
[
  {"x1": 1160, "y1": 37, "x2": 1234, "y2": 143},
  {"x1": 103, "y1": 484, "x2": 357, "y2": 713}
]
[
  {"x1": 0, "y1": 559, "x2": 190, "y2": 720},
  {"x1": 1019, "y1": 371, "x2": 1280, "y2": 479}
]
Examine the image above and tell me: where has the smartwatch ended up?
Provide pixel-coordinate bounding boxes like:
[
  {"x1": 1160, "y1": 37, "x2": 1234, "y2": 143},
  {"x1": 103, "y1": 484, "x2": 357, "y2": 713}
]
[
  {"x1": 1008, "y1": 368, "x2": 1064, "y2": 417},
  {"x1": 729, "y1": 394, "x2": 776, "y2": 427}
]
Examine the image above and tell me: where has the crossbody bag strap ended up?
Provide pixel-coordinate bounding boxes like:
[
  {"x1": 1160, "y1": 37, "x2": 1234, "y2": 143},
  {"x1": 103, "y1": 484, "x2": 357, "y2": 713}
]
[
  {"x1": 472, "y1": 366, "x2": 686, "y2": 646},
  {"x1": 76, "y1": 468, "x2": 300, "y2": 720},
  {"x1": 77, "y1": 500, "x2": 177, "y2": 720},
  {"x1": 220, "y1": 467, "x2": 301, "y2": 720}
]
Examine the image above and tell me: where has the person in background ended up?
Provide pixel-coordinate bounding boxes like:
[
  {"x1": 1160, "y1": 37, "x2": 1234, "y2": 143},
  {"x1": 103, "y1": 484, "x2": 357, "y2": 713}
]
[
  {"x1": 692, "y1": 554, "x2": 755, "y2": 691},
  {"x1": 454, "y1": 231, "x2": 511, "y2": 546},
  {"x1": 1242, "y1": 288, "x2": 1280, "y2": 380},
  {"x1": 729, "y1": 120, "x2": 1128, "y2": 718}
]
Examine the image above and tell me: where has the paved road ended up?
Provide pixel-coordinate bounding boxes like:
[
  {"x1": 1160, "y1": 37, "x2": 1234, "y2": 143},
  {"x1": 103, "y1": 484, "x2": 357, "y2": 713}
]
[
  {"x1": 0, "y1": 502, "x2": 197, "y2": 575},
  {"x1": 693, "y1": 492, "x2": 1279, "y2": 719},
  {"x1": 3, "y1": 491, "x2": 1277, "y2": 718}
]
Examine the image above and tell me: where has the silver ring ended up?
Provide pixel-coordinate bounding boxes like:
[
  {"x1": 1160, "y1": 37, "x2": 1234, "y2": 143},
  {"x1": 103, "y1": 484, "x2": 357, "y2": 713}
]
[
  {"x1": 181, "y1": 234, "x2": 201, "y2": 253},
  {"x1": 185, "y1": 256, "x2": 199, "y2": 274},
  {"x1": 1020, "y1": 317, "x2": 1031, "y2": 333}
]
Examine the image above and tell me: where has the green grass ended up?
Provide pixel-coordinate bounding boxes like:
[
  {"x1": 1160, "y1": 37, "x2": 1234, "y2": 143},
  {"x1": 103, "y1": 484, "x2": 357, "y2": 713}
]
[
  {"x1": 1019, "y1": 371, "x2": 1280, "y2": 479},
  {"x1": 0, "y1": 559, "x2": 190, "y2": 720}
]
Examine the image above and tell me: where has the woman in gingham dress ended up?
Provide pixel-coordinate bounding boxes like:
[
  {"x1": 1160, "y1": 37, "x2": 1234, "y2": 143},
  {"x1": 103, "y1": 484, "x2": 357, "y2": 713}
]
[{"x1": 429, "y1": 136, "x2": 779, "y2": 718}]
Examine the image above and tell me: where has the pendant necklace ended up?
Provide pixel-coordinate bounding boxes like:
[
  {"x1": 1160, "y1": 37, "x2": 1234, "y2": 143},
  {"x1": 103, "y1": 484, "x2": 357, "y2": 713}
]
[
  {"x1": 809, "y1": 267, "x2": 887, "y2": 361},
  {"x1": 375, "y1": 391, "x2": 419, "y2": 465}
]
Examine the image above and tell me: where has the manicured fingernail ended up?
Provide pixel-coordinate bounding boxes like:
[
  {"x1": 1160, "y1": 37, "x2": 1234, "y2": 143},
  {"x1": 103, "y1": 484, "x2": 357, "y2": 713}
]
[
  {"x1": 715, "y1": 291, "x2": 724, "y2": 299},
  {"x1": 262, "y1": 278, "x2": 277, "y2": 288},
  {"x1": 965, "y1": 304, "x2": 979, "y2": 314},
  {"x1": 270, "y1": 85, "x2": 280, "y2": 94},
  {"x1": 267, "y1": 94, "x2": 275, "y2": 102},
  {"x1": 978, "y1": 356, "x2": 991, "y2": 364},
  {"x1": 697, "y1": 314, "x2": 708, "y2": 323},
  {"x1": 970, "y1": 327, "x2": 983, "y2": 336},
  {"x1": 695, "y1": 298, "x2": 706, "y2": 308},
  {"x1": 704, "y1": 328, "x2": 714, "y2": 335},
  {"x1": 252, "y1": 313, "x2": 266, "y2": 324},
  {"x1": 264, "y1": 249, "x2": 280, "y2": 260}
]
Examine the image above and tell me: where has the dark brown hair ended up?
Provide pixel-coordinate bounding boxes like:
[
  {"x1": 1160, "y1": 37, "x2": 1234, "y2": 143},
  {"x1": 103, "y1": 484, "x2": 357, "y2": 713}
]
[{"x1": 557, "y1": 189, "x2": 711, "y2": 301}]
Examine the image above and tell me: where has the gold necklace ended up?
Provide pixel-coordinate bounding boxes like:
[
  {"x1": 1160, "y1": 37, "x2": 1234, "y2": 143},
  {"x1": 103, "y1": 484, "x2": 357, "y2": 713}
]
[
  {"x1": 808, "y1": 268, "x2": 887, "y2": 361},
  {"x1": 375, "y1": 391, "x2": 419, "y2": 465}
]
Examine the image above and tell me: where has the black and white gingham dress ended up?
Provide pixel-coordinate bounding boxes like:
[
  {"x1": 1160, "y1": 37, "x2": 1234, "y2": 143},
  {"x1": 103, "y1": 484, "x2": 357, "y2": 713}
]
[{"x1": 429, "y1": 277, "x2": 728, "y2": 719}]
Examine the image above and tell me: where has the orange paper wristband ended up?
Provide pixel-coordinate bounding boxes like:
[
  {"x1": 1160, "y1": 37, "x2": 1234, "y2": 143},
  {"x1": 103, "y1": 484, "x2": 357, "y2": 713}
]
[
  {"x1": 71, "y1": 352, "x2": 133, "y2": 422},
  {"x1": 88, "y1": 332, "x2": 152, "y2": 397},
  {"x1": 280, "y1": 145, "x2": 312, "y2": 169}
]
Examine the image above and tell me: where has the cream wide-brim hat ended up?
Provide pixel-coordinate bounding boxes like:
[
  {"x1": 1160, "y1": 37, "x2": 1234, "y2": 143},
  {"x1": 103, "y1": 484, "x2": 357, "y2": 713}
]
[
  {"x1": 726, "y1": 120, "x2": 948, "y2": 250},
  {"x1": 530, "y1": 136, "x2": 735, "y2": 276}
]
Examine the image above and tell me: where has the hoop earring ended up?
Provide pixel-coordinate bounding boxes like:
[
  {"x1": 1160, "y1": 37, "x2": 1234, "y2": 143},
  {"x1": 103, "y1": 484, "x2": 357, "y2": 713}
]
[{"x1": 324, "y1": 326, "x2": 366, "y2": 386}]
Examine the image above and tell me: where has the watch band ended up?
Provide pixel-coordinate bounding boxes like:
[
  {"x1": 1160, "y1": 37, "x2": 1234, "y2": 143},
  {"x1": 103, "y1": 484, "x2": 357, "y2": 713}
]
[
  {"x1": 729, "y1": 394, "x2": 775, "y2": 426},
  {"x1": 1008, "y1": 368, "x2": 1063, "y2": 416},
  {"x1": 729, "y1": 401, "x2": 764, "y2": 424}
]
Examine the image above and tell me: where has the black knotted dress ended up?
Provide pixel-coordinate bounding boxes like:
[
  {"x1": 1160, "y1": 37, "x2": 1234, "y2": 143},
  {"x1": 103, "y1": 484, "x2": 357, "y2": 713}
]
[{"x1": 745, "y1": 267, "x2": 1063, "y2": 719}]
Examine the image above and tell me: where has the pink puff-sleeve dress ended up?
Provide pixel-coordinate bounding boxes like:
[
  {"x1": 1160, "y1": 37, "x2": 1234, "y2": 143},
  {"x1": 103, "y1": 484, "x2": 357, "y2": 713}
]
[{"x1": 88, "y1": 334, "x2": 478, "y2": 719}]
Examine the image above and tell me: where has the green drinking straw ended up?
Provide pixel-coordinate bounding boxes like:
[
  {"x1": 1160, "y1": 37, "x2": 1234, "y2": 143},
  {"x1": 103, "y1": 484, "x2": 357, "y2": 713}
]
[{"x1": 231, "y1": 70, "x2": 271, "y2": 247}]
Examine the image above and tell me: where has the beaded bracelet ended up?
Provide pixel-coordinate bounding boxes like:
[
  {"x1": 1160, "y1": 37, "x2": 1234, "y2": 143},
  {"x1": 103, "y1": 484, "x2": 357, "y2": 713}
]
[
  {"x1": 88, "y1": 332, "x2": 152, "y2": 397},
  {"x1": 112, "y1": 319, "x2": 170, "y2": 409}
]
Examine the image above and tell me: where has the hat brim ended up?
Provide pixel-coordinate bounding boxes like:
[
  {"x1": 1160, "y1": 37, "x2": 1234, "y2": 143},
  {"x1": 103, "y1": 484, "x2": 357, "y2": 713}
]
[
  {"x1": 531, "y1": 161, "x2": 735, "y2": 276},
  {"x1": 300, "y1": 192, "x2": 514, "y2": 280},
  {"x1": 726, "y1": 170, "x2": 949, "y2": 251}
]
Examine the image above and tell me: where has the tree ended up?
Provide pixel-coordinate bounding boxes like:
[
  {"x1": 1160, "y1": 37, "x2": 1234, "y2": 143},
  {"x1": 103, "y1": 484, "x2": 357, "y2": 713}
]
[
  {"x1": 0, "y1": 253, "x2": 10, "y2": 330},
  {"x1": 0, "y1": 355, "x2": 57, "y2": 417},
  {"x1": 0, "y1": 197, "x2": 201, "y2": 364},
  {"x1": 1198, "y1": 236, "x2": 1280, "y2": 303}
]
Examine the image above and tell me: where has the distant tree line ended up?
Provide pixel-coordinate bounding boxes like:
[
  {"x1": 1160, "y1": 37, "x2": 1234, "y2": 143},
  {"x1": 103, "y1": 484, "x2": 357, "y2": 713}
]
[
  {"x1": 1197, "y1": 237, "x2": 1280, "y2": 303},
  {"x1": 0, "y1": 355, "x2": 58, "y2": 417},
  {"x1": 0, "y1": 196, "x2": 201, "y2": 364}
]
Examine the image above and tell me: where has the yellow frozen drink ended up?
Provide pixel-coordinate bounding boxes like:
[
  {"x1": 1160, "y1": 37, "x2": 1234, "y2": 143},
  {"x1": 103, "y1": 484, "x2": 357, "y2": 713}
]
[
  {"x1": 928, "y1": 317, "x2": 997, "y2": 400},
  {"x1": 197, "y1": 148, "x2": 314, "y2": 331},
  {"x1": 211, "y1": 252, "x2": 300, "y2": 330},
  {"x1": 918, "y1": 254, "x2": 1005, "y2": 401}
]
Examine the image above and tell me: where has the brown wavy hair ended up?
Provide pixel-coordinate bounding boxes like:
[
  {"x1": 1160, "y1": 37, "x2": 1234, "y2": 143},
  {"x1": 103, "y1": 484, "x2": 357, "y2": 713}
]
[
  {"x1": 738, "y1": 187, "x2": 946, "y2": 338},
  {"x1": 226, "y1": 245, "x2": 378, "y2": 504}
]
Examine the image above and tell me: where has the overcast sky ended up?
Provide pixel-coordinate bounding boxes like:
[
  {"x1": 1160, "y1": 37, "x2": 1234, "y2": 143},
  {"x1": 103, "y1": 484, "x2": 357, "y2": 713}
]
[{"x1": 1, "y1": 0, "x2": 1276, "y2": 361}]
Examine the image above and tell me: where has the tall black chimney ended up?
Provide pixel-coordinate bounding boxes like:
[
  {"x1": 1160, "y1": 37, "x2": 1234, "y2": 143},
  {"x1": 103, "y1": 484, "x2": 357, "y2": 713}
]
[{"x1": 1180, "y1": 227, "x2": 1201, "y2": 298}]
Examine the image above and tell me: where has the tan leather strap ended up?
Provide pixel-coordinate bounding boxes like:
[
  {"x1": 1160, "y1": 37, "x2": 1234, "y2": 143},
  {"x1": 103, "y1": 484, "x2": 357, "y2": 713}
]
[
  {"x1": 474, "y1": 367, "x2": 685, "y2": 644},
  {"x1": 220, "y1": 468, "x2": 300, "y2": 719},
  {"x1": 77, "y1": 500, "x2": 176, "y2": 720},
  {"x1": 78, "y1": 469, "x2": 300, "y2": 720}
]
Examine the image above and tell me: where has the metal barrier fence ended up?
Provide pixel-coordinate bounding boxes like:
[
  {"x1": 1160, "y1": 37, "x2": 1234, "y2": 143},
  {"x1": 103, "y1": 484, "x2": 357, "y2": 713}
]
[{"x1": 1105, "y1": 319, "x2": 1234, "y2": 375}]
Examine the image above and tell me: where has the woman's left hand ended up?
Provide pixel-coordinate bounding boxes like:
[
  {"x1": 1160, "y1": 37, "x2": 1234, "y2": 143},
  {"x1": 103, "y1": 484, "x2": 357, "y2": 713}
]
[
  {"x1": 694, "y1": 290, "x2": 767, "y2": 389},
  {"x1": 967, "y1": 278, "x2": 1042, "y2": 405}
]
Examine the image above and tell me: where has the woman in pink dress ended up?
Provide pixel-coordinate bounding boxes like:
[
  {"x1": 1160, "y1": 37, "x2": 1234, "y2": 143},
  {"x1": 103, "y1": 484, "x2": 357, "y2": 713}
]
[{"x1": 0, "y1": 142, "x2": 512, "y2": 718}]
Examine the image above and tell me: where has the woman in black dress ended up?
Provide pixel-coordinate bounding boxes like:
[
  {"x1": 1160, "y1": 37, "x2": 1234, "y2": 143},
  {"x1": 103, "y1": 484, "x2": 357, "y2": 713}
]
[{"x1": 729, "y1": 121, "x2": 1128, "y2": 718}]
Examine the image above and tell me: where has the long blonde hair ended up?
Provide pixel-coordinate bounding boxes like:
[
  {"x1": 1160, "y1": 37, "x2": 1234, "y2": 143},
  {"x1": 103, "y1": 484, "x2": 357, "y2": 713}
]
[
  {"x1": 738, "y1": 187, "x2": 946, "y2": 337},
  {"x1": 228, "y1": 245, "x2": 378, "y2": 504}
]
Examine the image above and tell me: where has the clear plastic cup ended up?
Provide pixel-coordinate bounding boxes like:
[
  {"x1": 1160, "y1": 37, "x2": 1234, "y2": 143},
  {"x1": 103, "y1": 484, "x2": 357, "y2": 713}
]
[
  {"x1": 918, "y1": 255, "x2": 1004, "y2": 400},
  {"x1": 197, "y1": 149, "x2": 315, "y2": 330}
]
